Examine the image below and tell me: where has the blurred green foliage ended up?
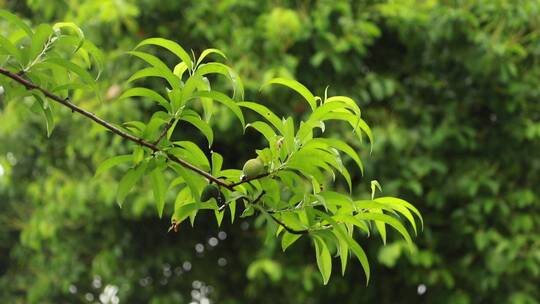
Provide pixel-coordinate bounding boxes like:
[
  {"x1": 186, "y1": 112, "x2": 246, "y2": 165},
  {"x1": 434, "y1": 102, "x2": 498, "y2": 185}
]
[{"x1": 1, "y1": 0, "x2": 540, "y2": 303}]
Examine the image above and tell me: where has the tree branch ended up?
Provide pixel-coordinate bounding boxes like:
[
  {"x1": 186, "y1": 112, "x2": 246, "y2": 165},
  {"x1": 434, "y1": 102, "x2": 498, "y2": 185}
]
[
  {"x1": 268, "y1": 213, "x2": 310, "y2": 235},
  {"x1": 229, "y1": 172, "x2": 271, "y2": 187},
  {"x1": 0, "y1": 67, "x2": 233, "y2": 190},
  {"x1": 250, "y1": 191, "x2": 310, "y2": 235},
  {"x1": 153, "y1": 117, "x2": 176, "y2": 145}
]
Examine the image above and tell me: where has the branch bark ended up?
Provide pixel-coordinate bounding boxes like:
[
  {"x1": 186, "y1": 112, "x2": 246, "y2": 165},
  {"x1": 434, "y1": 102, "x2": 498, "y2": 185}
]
[{"x1": 153, "y1": 117, "x2": 176, "y2": 145}]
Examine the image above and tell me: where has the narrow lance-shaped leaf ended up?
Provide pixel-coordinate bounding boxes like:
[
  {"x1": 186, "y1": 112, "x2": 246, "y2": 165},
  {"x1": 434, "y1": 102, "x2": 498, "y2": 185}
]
[
  {"x1": 0, "y1": 35, "x2": 23, "y2": 62},
  {"x1": 195, "y1": 62, "x2": 244, "y2": 100},
  {"x1": 331, "y1": 227, "x2": 349, "y2": 276},
  {"x1": 119, "y1": 87, "x2": 172, "y2": 113},
  {"x1": 136, "y1": 38, "x2": 193, "y2": 70},
  {"x1": 238, "y1": 101, "x2": 284, "y2": 134},
  {"x1": 262, "y1": 77, "x2": 317, "y2": 111},
  {"x1": 196, "y1": 48, "x2": 227, "y2": 67},
  {"x1": 192, "y1": 91, "x2": 245, "y2": 128},
  {"x1": 282, "y1": 232, "x2": 302, "y2": 252},
  {"x1": 95, "y1": 155, "x2": 133, "y2": 176},
  {"x1": 356, "y1": 212, "x2": 414, "y2": 250},
  {"x1": 180, "y1": 110, "x2": 214, "y2": 147},
  {"x1": 354, "y1": 200, "x2": 418, "y2": 235},
  {"x1": 29, "y1": 24, "x2": 53, "y2": 63},
  {"x1": 314, "y1": 210, "x2": 370, "y2": 284},
  {"x1": 53, "y1": 22, "x2": 85, "y2": 52},
  {"x1": 128, "y1": 51, "x2": 181, "y2": 90},
  {"x1": 0, "y1": 9, "x2": 33, "y2": 37},
  {"x1": 211, "y1": 151, "x2": 223, "y2": 176},
  {"x1": 375, "y1": 197, "x2": 423, "y2": 230},
  {"x1": 245, "y1": 121, "x2": 278, "y2": 145},
  {"x1": 150, "y1": 168, "x2": 167, "y2": 218},
  {"x1": 41, "y1": 57, "x2": 95, "y2": 84},
  {"x1": 31, "y1": 90, "x2": 54, "y2": 137},
  {"x1": 313, "y1": 235, "x2": 332, "y2": 285},
  {"x1": 116, "y1": 162, "x2": 148, "y2": 207},
  {"x1": 325, "y1": 96, "x2": 361, "y2": 116}
]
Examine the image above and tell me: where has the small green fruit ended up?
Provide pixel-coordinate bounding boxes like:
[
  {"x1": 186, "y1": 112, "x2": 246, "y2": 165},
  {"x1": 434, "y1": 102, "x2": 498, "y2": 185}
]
[
  {"x1": 242, "y1": 158, "x2": 265, "y2": 178},
  {"x1": 200, "y1": 184, "x2": 224, "y2": 202}
]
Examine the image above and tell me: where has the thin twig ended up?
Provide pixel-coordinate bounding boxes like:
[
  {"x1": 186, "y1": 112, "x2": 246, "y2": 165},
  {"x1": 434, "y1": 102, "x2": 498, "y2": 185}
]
[
  {"x1": 249, "y1": 191, "x2": 310, "y2": 235},
  {"x1": 229, "y1": 172, "x2": 271, "y2": 187},
  {"x1": 268, "y1": 213, "x2": 310, "y2": 235},
  {"x1": 153, "y1": 117, "x2": 176, "y2": 145}
]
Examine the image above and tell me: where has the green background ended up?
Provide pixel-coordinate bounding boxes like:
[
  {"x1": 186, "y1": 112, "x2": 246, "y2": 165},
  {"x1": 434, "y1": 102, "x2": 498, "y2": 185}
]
[{"x1": 1, "y1": 0, "x2": 540, "y2": 303}]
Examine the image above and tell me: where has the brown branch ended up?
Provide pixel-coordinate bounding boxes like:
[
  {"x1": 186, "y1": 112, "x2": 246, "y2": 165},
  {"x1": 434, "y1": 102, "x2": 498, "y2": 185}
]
[
  {"x1": 0, "y1": 67, "x2": 233, "y2": 190},
  {"x1": 153, "y1": 117, "x2": 176, "y2": 145},
  {"x1": 250, "y1": 191, "x2": 310, "y2": 235},
  {"x1": 268, "y1": 213, "x2": 310, "y2": 235},
  {"x1": 229, "y1": 172, "x2": 271, "y2": 187}
]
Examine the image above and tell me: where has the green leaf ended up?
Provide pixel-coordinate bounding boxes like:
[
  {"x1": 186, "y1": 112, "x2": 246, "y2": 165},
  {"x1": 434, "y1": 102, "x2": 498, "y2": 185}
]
[
  {"x1": 371, "y1": 208, "x2": 386, "y2": 244},
  {"x1": 262, "y1": 77, "x2": 317, "y2": 111},
  {"x1": 196, "y1": 48, "x2": 227, "y2": 66},
  {"x1": 356, "y1": 212, "x2": 413, "y2": 249},
  {"x1": 331, "y1": 214, "x2": 370, "y2": 235},
  {"x1": 371, "y1": 180, "x2": 382, "y2": 200},
  {"x1": 215, "y1": 208, "x2": 225, "y2": 227},
  {"x1": 313, "y1": 235, "x2": 332, "y2": 285},
  {"x1": 31, "y1": 90, "x2": 54, "y2": 137},
  {"x1": 283, "y1": 117, "x2": 295, "y2": 154},
  {"x1": 345, "y1": 234, "x2": 370, "y2": 284},
  {"x1": 127, "y1": 67, "x2": 168, "y2": 84},
  {"x1": 352, "y1": 200, "x2": 417, "y2": 235},
  {"x1": 150, "y1": 169, "x2": 167, "y2": 218},
  {"x1": 128, "y1": 51, "x2": 181, "y2": 90},
  {"x1": 229, "y1": 199, "x2": 237, "y2": 223},
  {"x1": 309, "y1": 101, "x2": 356, "y2": 121},
  {"x1": 375, "y1": 197, "x2": 423, "y2": 230},
  {"x1": 95, "y1": 155, "x2": 133, "y2": 176},
  {"x1": 192, "y1": 91, "x2": 245, "y2": 128},
  {"x1": 180, "y1": 110, "x2": 214, "y2": 147},
  {"x1": 80, "y1": 39, "x2": 104, "y2": 76},
  {"x1": 281, "y1": 232, "x2": 302, "y2": 251},
  {"x1": 238, "y1": 101, "x2": 284, "y2": 134},
  {"x1": 325, "y1": 96, "x2": 361, "y2": 116},
  {"x1": 142, "y1": 112, "x2": 169, "y2": 140},
  {"x1": 306, "y1": 138, "x2": 364, "y2": 175},
  {"x1": 313, "y1": 210, "x2": 370, "y2": 284},
  {"x1": 53, "y1": 22, "x2": 84, "y2": 52},
  {"x1": 317, "y1": 112, "x2": 373, "y2": 146},
  {"x1": 132, "y1": 146, "x2": 144, "y2": 164},
  {"x1": 173, "y1": 62, "x2": 188, "y2": 80},
  {"x1": 116, "y1": 162, "x2": 148, "y2": 207},
  {"x1": 172, "y1": 141, "x2": 210, "y2": 171},
  {"x1": 332, "y1": 228, "x2": 349, "y2": 276},
  {"x1": 136, "y1": 38, "x2": 193, "y2": 70},
  {"x1": 211, "y1": 151, "x2": 223, "y2": 176},
  {"x1": 195, "y1": 62, "x2": 244, "y2": 99},
  {"x1": 245, "y1": 121, "x2": 278, "y2": 144},
  {"x1": 174, "y1": 203, "x2": 201, "y2": 223},
  {"x1": 169, "y1": 164, "x2": 204, "y2": 204},
  {"x1": 119, "y1": 87, "x2": 171, "y2": 112},
  {"x1": 42, "y1": 57, "x2": 95, "y2": 84},
  {"x1": 0, "y1": 34, "x2": 22, "y2": 62},
  {"x1": 0, "y1": 10, "x2": 33, "y2": 37}
]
